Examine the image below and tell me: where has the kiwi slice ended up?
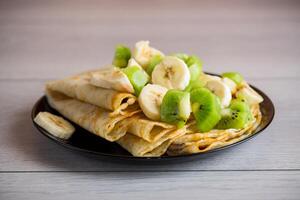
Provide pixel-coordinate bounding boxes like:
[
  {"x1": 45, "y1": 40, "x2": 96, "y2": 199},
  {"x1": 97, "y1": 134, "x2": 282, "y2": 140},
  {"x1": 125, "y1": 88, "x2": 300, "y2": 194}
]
[
  {"x1": 184, "y1": 78, "x2": 205, "y2": 92},
  {"x1": 122, "y1": 66, "x2": 149, "y2": 96},
  {"x1": 172, "y1": 53, "x2": 189, "y2": 62},
  {"x1": 186, "y1": 55, "x2": 203, "y2": 81},
  {"x1": 173, "y1": 54, "x2": 203, "y2": 81},
  {"x1": 160, "y1": 90, "x2": 191, "y2": 128},
  {"x1": 188, "y1": 63, "x2": 202, "y2": 82},
  {"x1": 146, "y1": 55, "x2": 163, "y2": 75},
  {"x1": 186, "y1": 55, "x2": 202, "y2": 67},
  {"x1": 190, "y1": 88, "x2": 221, "y2": 132},
  {"x1": 112, "y1": 45, "x2": 131, "y2": 68},
  {"x1": 216, "y1": 99, "x2": 252, "y2": 129},
  {"x1": 221, "y1": 72, "x2": 244, "y2": 86},
  {"x1": 235, "y1": 95, "x2": 254, "y2": 122}
]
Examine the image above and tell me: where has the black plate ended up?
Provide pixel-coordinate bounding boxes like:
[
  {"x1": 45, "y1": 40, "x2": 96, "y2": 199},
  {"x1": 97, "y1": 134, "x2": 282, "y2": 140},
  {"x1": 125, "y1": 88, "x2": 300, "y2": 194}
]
[{"x1": 31, "y1": 82, "x2": 274, "y2": 162}]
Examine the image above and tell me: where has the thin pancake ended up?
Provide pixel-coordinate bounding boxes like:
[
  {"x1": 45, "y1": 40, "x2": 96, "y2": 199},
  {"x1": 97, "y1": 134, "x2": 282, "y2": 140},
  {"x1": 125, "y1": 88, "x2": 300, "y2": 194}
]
[
  {"x1": 46, "y1": 89, "x2": 140, "y2": 142},
  {"x1": 167, "y1": 104, "x2": 262, "y2": 155},
  {"x1": 117, "y1": 126, "x2": 187, "y2": 157},
  {"x1": 115, "y1": 113, "x2": 176, "y2": 143},
  {"x1": 46, "y1": 71, "x2": 136, "y2": 116}
]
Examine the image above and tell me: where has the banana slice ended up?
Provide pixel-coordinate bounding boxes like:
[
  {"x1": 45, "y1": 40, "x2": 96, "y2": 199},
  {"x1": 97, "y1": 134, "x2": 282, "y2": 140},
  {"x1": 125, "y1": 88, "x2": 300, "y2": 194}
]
[
  {"x1": 222, "y1": 77, "x2": 237, "y2": 94},
  {"x1": 133, "y1": 41, "x2": 164, "y2": 68},
  {"x1": 90, "y1": 66, "x2": 134, "y2": 93},
  {"x1": 202, "y1": 74, "x2": 221, "y2": 81},
  {"x1": 236, "y1": 84, "x2": 263, "y2": 105},
  {"x1": 199, "y1": 74, "x2": 221, "y2": 85},
  {"x1": 127, "y1": 58, "x2": 142, "y2": 69},
  {"x1": 152, "y1": 56, "x2": 190, "y2": 90},
  {"x1": 34, "y1": 112, "x2": 75, "y2": 139},
  {"x1": 138, "y1": 84, "x2": 168, "y2": 120},
  {"x1": 205, "y1": 79, "x2": 232, "y2": 108}
]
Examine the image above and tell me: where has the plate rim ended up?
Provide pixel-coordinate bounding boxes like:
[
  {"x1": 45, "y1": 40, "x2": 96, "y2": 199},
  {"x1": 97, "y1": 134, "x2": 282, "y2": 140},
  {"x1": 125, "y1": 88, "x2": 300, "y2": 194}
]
[{"x1": 31, "y1": 79, "x2": 275, "y2": 161}]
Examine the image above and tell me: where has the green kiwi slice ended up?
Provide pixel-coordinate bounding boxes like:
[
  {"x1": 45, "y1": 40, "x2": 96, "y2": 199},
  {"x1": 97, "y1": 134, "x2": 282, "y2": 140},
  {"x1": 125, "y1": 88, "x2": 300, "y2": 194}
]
[
  {"x1": 186, "y1": 55, "x2": 203, "y2": 81},
  {"x1": 160, "y1": 90, "x2": 191, "y2": 128},
  {"x1": 173, "y1": 54, "x2": 203, "y2": 81},
  {"x1": 216, "y1": 99, "x2": 252, "y2": 129},
  {"x1": 186, "y1": 55, "x2": 202, "y2": 67},
  {"x1": 234, "y1": 95, "x2": 254, "y2": 122},
  {"x1": 112, "y1": 45, "x2": 131, "y2": 68},
  {"x1": 184, "y1": 78, "x2": 205, "y2": 92},
  {"x1": 190, "y1": 88, "x2": 221, "y2": 132},
  {"x1": 172, "y1": 53, "x2": 189, "y2": 62},
  {"x1": 122, "y1": 65, "x2": 149, "y2": 96},
  {"x1": 146, "y1": 55, "x2": 163, "y2": 75},
  {"x1": 221, "y1": 72, "x2": 244, "y2": 86}
]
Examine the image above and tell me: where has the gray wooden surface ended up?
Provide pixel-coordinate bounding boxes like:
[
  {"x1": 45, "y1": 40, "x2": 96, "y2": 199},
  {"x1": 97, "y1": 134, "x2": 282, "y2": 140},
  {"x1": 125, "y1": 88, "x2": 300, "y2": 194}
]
[{"x1": 0, "y1": 0, "x2": 299, "y2": 199}]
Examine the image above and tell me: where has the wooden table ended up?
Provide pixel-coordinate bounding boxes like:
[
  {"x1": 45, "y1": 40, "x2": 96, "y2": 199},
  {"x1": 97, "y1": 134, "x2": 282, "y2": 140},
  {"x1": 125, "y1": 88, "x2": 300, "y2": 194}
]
[{"x1": 1, "y1": 0, "x2": 299, "y2": 199}]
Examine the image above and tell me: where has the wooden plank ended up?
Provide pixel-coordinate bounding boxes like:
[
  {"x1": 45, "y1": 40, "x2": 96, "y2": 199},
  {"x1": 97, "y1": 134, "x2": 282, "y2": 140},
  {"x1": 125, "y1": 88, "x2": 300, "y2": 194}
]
[
  {"x1": 0, "y1": 79, "x2": 299, "y2": 171},
  {"x1": 0, "y1": 171, "x2": 299, "y2": 200},
  {"x1": 0, "y1": 0, "x2": 299, "y2": 79}
]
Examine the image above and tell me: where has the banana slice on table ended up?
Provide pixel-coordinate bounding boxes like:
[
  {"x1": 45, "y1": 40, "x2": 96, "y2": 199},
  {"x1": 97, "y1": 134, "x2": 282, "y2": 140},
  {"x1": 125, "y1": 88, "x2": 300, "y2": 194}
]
[
  {"x1": 138, "y1": 84, "x2": 168, "y2": 120},
  {"x1": 236, "y1": 84, "x2": 263, "y2": 105},
  {"x1": 90, "y1": 67, "x2": 134, "y2": 93},
  {"x1": 34, "y1": 112, "x2": 75, "y2": 139},
  {"x1": 205, "y1": 79, "x2": 232, "y2": 108},
  {"x1": 133, "y1": 41, "x2": 164, "y2": 68},
  {"x1": 152, "y1": 56, "x2": 190, "y2": 90}
]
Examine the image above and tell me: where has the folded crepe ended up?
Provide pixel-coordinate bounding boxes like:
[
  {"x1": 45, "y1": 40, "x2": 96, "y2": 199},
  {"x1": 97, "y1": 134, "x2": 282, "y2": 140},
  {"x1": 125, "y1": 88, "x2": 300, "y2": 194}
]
[
  {"x1": 117, "y1": 126, "x2": 188, "y2": 157},
  {"x1": 46, "y1": 89, "x2": 140, "y2": 142},
  {"x1": 114, "y1": 113, "x2": 178, "y2": 142},
  {"x1": 113, "y1": 114, "x2": 191, "y2": 156},
  {"x1": 46, "y1": 89, "x2": 187, "y2": 156},
  {"x1": 46, "y1": 70, "x2": 136, "y2": 116},
  {"x1": 167, "y1": 104, "x2": 262, "y2": 155}
]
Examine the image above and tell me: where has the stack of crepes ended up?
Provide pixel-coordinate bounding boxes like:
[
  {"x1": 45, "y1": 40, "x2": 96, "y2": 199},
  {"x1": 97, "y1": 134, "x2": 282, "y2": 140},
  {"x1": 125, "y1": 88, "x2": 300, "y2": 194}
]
[
  {"x1": 46, "y1": 69, "x2": 188, "y2": 157},
  {"x1": 46, "y1": 69, "x2": 262, "y2": 157}
]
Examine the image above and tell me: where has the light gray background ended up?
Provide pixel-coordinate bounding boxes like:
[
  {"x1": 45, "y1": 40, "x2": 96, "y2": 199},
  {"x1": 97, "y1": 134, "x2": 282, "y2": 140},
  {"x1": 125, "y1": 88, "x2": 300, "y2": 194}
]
[{"x1": 0, "y1": 0, "x2": 299, "y2": 199}]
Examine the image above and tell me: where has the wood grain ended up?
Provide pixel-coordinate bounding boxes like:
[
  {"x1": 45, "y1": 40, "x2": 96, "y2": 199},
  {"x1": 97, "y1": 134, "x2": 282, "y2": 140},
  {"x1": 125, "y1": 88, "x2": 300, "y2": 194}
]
[
  {"x1": 0, "y1": 0, "x2": 299, "y2": 79},
  {"x1": 1, "y1": 171, "x2": 299, "y2": 200},
  {"x1": 0, "y1": 0, "x2": 299, "y2": 199}
]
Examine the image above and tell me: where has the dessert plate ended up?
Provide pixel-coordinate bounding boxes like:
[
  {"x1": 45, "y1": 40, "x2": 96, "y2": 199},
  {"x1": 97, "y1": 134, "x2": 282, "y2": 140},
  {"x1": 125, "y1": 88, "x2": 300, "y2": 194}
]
[{"x1": 31, "y1": 76, "x2": 274, "y2": 162}]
